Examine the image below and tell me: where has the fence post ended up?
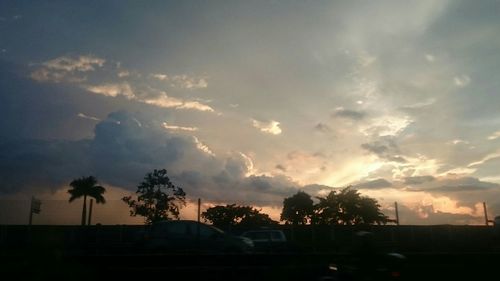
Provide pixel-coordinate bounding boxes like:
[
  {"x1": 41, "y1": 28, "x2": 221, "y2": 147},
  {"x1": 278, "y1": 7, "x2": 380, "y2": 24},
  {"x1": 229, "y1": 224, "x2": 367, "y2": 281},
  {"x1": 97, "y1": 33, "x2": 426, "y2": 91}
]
[{"x1": 483, "y1": 202, "x2": 489, "y2": 226}]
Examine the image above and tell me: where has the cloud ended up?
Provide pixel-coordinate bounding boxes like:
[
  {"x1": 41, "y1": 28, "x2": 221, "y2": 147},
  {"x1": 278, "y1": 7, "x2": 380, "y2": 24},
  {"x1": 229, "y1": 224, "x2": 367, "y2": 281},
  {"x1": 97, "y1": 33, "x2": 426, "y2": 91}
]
[
  {"x1": 0, "y1": 110, "x2": 305, "y2": 208},
  {"x1": 252, "y1": 119, "x2": 282, "y2": 135},
  {"x1": 30, "y1": 68, "x2": 87, "y2": 83},
  {"x1": 117, "y1": 70, "x2": 130, "y2": 78},
  {"x1": 332, "y1": 107, "x2": 366, "y2": 120},
  {"x1": 275, "y1": 164, "x2": 287, "y2": 172},
  {"x1": 449, "y1": 139, "x2": 469, "y2": 145},
  {"x1": 162, "y1": 122, "x2": 198, "y2": 132},
  {"x1": 171, "y1": 75, "x2": 208, "y2": 89},
  {"x1": 431, "y1": 177, "x2": 498, "y2": 192},
  {"x1": 30, "y1": 55, "x2": 105, "y2": 83},
  {"x1": 400, "y1": 98, "x2": 436, "y2": 110},
  {"x1": 192, "y1": 136, "x2": 215, "y2": 156},
  {"x1": 314, "y1": 123, "x2": 332, "y2": 133},
  {"x1": 361, "y1": 138, "x2": 407, "y2": 163},
  {"x1": 404, "y1": 175, "x2": 435, "y2": 185},
  {"x1": 357, "y1": 51, "x2": 377, "y2": 67},
  {"x1": 360, "y1": 115, "x2": 412, "y2": 137},
  {"x1": 467, "y1": 151, "x2": 500, "y2": 168},
  {"x1": 29, "y1": 55, "x2": 214, "y2": 113},
  {"x1": 487, "y1": 131, "x2": 500, "y2": 140},
  {"x1": 355, "y1": 178, "x2": 392, "y2": 189},
  {"x1": 142, "y1": 93, "x2": 214, "y2": 112},
  {"x1": 152, "y1": 73, "x2": 208, "y2": 89},
  {"x1": 177, "y1": 101, "x2": 214, "y2": 112},
  {"x1": 152, "y1": 73, "x2": 168, "y2": 80},
  {"x1": 77, "y1": 113, "x2": 100, "y2": 121},
  {"x1": 83, "y1": 82, "x2": 135, "y2": 99},
  {"x1": 425, "y1": 54, "x2": 435, "y2": 62},
  {"x1": 42, "y1": 55, "x2": 105, "y2": 72},
  {"x1": 453, "y1": 74, "x2": 471, "y2": 87}
]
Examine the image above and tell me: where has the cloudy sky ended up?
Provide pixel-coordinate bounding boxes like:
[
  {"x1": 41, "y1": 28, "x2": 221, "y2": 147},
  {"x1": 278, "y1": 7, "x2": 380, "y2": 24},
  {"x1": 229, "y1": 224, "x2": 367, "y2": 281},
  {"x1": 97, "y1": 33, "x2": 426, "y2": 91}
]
[{"x1": 1, "y1": 0, "x2": 500, "y2": 225}]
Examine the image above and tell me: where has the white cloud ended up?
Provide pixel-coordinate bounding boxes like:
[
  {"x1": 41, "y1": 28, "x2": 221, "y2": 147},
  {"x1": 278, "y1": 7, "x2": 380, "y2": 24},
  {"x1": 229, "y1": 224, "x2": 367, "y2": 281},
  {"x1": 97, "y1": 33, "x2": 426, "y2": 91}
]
[
  {"x1": 177, "y1": 101, "x2": 214, "y2": 112},
  {"x1": 467, "y1": 151, "x2": 500, "y2": 168},
  {"x1": 162, "y1": 122, "x2": 198, "y2": 132},
  {"x1": 30, "y1": 55, "x2": 105, "y2": 83},
  {"x1": 487, "y1": 131, "x2": 500, "y2": 140},
  {"x1": 117, "y1": 70, "x2": 130, "y2": 78},
  {"x1": 77, "y1": 113, "x2": 100, "y2": 121},
  {"x1": 84, "y1": 83, "x2": 135, "y2": 99},
  {"x1": 252, "y1": 119, "x2": 282, "y2": 135},
  {"x1": 142, "y1": 93, "x2": 183, "y2": 108},
  {"x1": 193, "y1": 136, "x2": 215, "y2": 156},
  {"x1": 425, "y1": 54, "x2": 435, "y2": 62},
  {"x1": 171, "y1": 75, "x2": 208, "y2": 89},
  {"x1": 239, "y1": 152, "x2": 256, "y2": 177},
  {"x1": 151, "y1": 73, "x2": 208, "y2": 89},
  {"x1": 152, "y1": 73, "x2": 169, "y2": 80},
  {"x1": 449, "y1": 139, "x2": 469, "y2": 145},
  {"x1": 402, "y1": 98, "x2": 436, "y2": 109},
  {"x1": 360, "y1": 115, "x2": 412, "y2": 137},
  {"x1": 357, "y1": 51, "x2": 377, "y2": 67},
  {"x1": 30, "y1": 68, "x2": 87, "y2": 83},
  {"x1": 453, "y1": 75, "x2": 471, "y2": 87},
  {"x1": 141, "y1": 93, "x2": 214, "y2": 112}
]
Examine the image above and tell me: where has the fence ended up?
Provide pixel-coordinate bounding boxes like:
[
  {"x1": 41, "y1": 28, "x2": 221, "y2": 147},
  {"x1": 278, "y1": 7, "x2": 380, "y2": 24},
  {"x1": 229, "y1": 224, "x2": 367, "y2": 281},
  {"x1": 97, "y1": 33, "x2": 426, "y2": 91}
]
[{"x1": 1, "y1": 224, "x2": 499, "y2": 254}]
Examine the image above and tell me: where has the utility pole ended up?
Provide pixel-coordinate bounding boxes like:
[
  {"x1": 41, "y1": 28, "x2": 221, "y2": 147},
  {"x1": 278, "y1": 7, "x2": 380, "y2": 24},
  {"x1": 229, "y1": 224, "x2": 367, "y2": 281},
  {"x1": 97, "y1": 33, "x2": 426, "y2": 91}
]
[
  {"x1": 196, "y1": 198, "x2": 201, "y2": 251},
  {"x1": 395, "y1": 201, "x2": 400, "y2": 226},
  {"x1": 87, "y1": 199, "x2": 94, "y2": 225},
  {"x1": 483, "y1": 202, "x2": 489, "y2": 226},
  {"x1": 29, "y1": 196, "x2": 41, "y2": 225},
  {"x1": 197, "y1": 198, "x2": 201, "y2": 223}
]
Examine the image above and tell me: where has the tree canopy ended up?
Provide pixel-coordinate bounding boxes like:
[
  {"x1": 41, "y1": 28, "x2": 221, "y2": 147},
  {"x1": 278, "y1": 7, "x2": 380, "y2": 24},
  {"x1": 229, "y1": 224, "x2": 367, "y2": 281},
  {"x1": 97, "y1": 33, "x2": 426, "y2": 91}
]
[
  {"x1": 122, "y1": 169, "x2": 186, "y2": 224},
  {"x1": 68, "y1": 176, "x2": 106, "y2": 225},
  {"x1": 280, "y1": 191, "x2": 314, "y2": 225},
  {"x1": 313, "y1": 187, "x2": 388, "y2": 225},
  {"x1": 202, "y1": 204, "x2": 278, "y2": 228}
]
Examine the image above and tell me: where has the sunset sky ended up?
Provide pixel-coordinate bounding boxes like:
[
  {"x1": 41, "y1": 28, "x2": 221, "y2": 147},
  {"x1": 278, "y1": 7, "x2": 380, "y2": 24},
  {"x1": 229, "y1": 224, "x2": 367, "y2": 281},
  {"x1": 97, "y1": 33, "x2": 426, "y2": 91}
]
[{"x1": 1, "y1": 0, "x2": 500, "y2": 225}]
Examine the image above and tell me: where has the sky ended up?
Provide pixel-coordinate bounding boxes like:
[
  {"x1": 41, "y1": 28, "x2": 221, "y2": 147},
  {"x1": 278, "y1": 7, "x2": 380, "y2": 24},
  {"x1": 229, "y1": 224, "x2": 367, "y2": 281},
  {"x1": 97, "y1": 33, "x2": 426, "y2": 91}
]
[{"x1": 1, "y1": 0, "x2": 500, "y2": 225}]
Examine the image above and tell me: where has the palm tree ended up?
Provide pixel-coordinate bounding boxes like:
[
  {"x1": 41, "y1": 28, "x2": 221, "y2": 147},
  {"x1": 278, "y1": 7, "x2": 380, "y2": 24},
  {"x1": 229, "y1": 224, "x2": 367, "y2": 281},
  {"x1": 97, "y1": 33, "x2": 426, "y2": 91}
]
[{"x1": 68, "y1": 176, "x2": 106, "y2": 225}]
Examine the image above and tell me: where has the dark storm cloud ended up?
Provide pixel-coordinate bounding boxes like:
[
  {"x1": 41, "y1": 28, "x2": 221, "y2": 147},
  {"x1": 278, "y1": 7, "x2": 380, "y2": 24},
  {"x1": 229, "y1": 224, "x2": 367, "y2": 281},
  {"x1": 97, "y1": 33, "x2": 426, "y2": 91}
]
[
  {"x1": 0, "y1": 139, "x2": 90, "y2": 193},
  {"x1": 0, "y1": 60, "x2": 94, "y2": 140},
  {"x1": 0, "y1": 109, "x2": 301, "y2": 206},
  {"x1": 361, "y1": 138, "x2": 407, "y2": 163}
]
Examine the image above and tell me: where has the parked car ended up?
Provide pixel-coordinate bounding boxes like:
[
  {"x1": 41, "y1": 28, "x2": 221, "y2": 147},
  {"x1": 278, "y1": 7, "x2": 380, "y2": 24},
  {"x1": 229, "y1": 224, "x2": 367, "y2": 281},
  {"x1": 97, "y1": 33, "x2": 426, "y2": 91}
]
[
  {"x1": 241, "y1": 229, "x2": 289, "y2": 252},
  {"x1": 138, "y1": 220, "x2": 254, "y2": 254},
  {"x1": 318, "y1": 231, "x2": 406, "y2": 281}
]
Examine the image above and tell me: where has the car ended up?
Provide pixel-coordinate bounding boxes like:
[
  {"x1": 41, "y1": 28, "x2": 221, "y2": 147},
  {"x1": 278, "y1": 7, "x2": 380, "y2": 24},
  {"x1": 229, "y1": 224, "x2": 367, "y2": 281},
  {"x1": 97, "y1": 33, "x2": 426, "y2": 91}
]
[
  {"x1": 139, "y1": 220, "x2": 254, "y2": 254},
  {"x1": 241, "y1": 229, "x2": 288, "y2": 252}
]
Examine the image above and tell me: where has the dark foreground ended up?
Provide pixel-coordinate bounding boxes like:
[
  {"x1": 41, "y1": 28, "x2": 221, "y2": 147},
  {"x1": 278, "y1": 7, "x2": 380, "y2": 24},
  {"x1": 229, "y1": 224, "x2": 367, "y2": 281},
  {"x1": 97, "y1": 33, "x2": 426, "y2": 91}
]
[
  {"x1": 2, "y1": 250, "x2": 499, "y2": 281},
  {"x1": 2, "y1": 225, "x2": 500, "y2": 280}
]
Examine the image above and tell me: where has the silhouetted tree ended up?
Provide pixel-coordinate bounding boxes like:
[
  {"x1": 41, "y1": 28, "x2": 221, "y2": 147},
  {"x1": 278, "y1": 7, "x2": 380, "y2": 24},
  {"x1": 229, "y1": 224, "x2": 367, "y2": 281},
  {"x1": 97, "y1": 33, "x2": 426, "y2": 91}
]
[
  {"x1": 202, "y1": 204, "x2": 278, "y2": 228},
  {"x1": 313, "y1": 187, "x2": 388, "y2": 225},
  {"x1": 280, "y1": 191, "x2": 314, "y2": 225},
  {"x1": 122, "y1": 169, "x2": 186, "y2": 224},
  {"x1": 68, "y1": 176, "x2": 106, "y2": 226}
]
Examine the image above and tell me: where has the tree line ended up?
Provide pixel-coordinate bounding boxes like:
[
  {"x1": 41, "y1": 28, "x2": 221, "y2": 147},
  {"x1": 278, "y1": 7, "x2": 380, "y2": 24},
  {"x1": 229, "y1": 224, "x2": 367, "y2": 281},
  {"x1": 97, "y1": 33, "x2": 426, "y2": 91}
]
[{"x1": 67, "y1": 169, "x2": 388, "y2": 226}]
